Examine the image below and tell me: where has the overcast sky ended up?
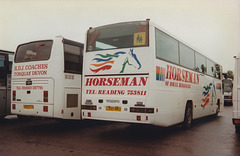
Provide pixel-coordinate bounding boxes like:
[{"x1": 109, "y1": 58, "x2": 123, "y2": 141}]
[{"x1": 0, "y1": 0, "x2": 239, "y2": 72}]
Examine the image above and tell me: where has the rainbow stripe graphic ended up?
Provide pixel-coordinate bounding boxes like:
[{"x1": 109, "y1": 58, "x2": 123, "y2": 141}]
[
  {"x1": 216, "y1": 83, "x2": 221, "y2": 90},
  {"x1": 156, "y1": 66, "x2": 165, "y2": 81},
  {"x1": 90, "y1": 52, "x2": 126, "y2": 73},
  {"x1": 201, "y1": 83, "x2": 212, "y2": 109}
]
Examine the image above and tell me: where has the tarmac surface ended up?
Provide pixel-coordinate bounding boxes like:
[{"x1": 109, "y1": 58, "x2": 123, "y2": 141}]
[{"x1": 0, "y1": 106, "x2": 239, "y2": 156}]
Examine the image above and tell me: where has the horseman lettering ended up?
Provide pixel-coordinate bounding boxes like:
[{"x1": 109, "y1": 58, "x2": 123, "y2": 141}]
[
  {"x1": 85, "y1": 76, "x2": 148, "y2": 86},
  {"x1": 166, "y1": 65, "x2": 199, "y2": 84}
]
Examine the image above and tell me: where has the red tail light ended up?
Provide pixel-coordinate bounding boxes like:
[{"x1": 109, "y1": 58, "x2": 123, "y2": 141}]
[
  {"x1": 233, "y1": 119, "x2": 240, "y2": 124},
  {"x1": 137, "y1": 116, "x2": 141, "y2": 121},
  {"x1": 43, "y1": 91, "x2": 48, "y2": 102},
  {"x1": 12, "y1": 90, "x2": 16, "y2": 101},
  {"x1": 88, "y1": 112, "x2": 91, "y2": 117},
  {"x1": 81, "y1": 105, "x2": 97, "y2": 110},
  {"x1": 12, "y1": 104, "x2": 16, "y2": 110},
  {"x1": 43, "y1": 106, "x2": 48, "y2": 112}
]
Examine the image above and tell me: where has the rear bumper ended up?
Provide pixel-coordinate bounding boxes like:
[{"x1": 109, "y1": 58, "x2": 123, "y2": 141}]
[
  {"x1": 82, "y1": 109, "x2": 154, "y2": 124},
  {"x1": 11, "y1": 103, "x2": 54, "y2": 118}
]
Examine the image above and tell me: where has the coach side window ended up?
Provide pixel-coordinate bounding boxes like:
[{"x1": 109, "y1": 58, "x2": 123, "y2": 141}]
[
  {"x1": 207, "y1": 59, "x2": 216, "y2": 77},
  {"x1": 64, "y1": 44, "x2": 83, "y2": 74},
  {"x1": 179, "y1": 43, "x2": 194, "y2": 69},
  {"x1": 195, "y1": 52, "x2": 206, "y2": 73},
  {"x1": 156, "y1": 29, "x2": 179, "y2": 64}
]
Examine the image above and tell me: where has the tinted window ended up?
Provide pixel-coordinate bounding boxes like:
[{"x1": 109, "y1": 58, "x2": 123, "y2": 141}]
[
  {"x1": 207, "y1": 59, "x2": 216, "y2": 77},
  {"x1": 215, "y1": 64, "x2": 221, "y2": 79},
  {"x1": 179, "y1": 43, "x2": 194, "y2": 69},
  {"x1": 156, "y1": 29, "x2": 179, "y2": 64},
  {"x1": 195, "y1": 52, "x2": 206, "y2": 73},
  {"x1": 87, "y1": 21, "x2": 149, "y2": 51},
  {"x1": 64, "y1": 44, "x2": 83, "y2": 74},
  {"x1": 0, "y1": 54, "x2": 6, "y2": 86},
  {"x1": 15, "y1": 41, "x2": 52, "y2": 63},
  {"x1": 8, "y1": 54, "x2": 13, "y2": 74},
  {"x1": 0, "y1": 54, "x2": 4, "y2": 67}
]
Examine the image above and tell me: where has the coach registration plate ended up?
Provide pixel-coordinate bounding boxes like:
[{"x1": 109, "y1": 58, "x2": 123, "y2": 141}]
[
  {"x1": 106, "y1": 106, "x2": 121, "y2": 112},
  {"x1": 24, "y1": 105, "x2": 34, "y2": 109}
]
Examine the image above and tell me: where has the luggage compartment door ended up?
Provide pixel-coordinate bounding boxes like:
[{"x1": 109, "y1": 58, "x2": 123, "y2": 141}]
[{"x1": 64, "y1": 88, "x2": 81, "y2": 120}]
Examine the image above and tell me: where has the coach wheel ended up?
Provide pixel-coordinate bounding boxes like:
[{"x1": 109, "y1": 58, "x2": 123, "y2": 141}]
[
  {"x1": 213, "y1": 100, "x2": 220, "y2": 117},
  {"x1": 215, "y1": 104, "x2": 220, "y2": 117},
  {"x1": 183, "y1": 104, "x2": 192, "y2": 128}
]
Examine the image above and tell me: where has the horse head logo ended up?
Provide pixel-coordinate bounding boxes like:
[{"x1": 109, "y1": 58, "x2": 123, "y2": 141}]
[
  {"x1": 120, "y1": 49, "x2": 141, "y2": 73},
  {"x1": 90, "y1": 49, "x2": 142, "y2": 73}
]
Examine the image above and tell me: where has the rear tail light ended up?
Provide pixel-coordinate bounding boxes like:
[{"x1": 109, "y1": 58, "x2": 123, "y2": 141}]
[
  {"x1": 81, "y1": 105, "x2": 97, "y2": 110},
  {"x1": 88, "y1": 112, "x2": 91, "y2": 117},
  {"x1": 43, "y1": 106, "x2": 48, "y2": 112},
  {"x1": 146, "y1": 108, "x2": 154, "y2": 113},
  {"x1": 12, "y1": 104, "x2": 16, "y2": 110},
  {"x1": 130, "y1": 107, "x2": 154, "y2": 113},
  {"x1": 43, "y1": 91, "x2": 48, "y2": 102},
  {"x1": 137, "y1": 116, "x2": 141, "y2": 121},
  {"x1": 12, "y1": 90, "x2": 16, "y2": 101},
  {"x1": 233, "y1": 119, "x2": 240, "y2": 125}
]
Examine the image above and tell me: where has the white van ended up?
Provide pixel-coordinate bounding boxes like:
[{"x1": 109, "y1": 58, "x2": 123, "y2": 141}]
[{"x1": 233, "y1": 55, "x2": 240, "y2": 132}]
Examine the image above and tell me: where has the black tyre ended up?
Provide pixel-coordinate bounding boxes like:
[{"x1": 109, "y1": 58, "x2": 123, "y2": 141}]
[
  {"x1": 183, "y1": 104, "x2": 192, "y2": 128},
  {"x1": 236, "y1": 126, "x2": 240, "y2": 133},
  {"x1": 215, "y1": 104, "x2": 220, "y2": 117}
]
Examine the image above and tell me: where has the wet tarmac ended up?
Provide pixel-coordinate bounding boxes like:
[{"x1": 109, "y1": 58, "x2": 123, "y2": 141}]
[{"x1": 0, "y1": 106, "x2": 239, "y2": 156}]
